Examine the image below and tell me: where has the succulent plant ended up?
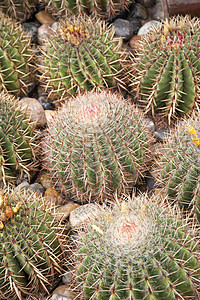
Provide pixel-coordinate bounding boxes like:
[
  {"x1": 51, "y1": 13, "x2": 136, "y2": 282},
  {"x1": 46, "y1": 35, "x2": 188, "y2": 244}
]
[
  {"x1": 39, "y1": 16, "x2": 124, "y2": 101},
  {"x1": 131, "y1": 15, "x2": 200, "y2": 123},
  {"x1": 70, "y1": 195, "x2": 200, "y2": 299},
  {"x1": 43, "y1": 91, "x2": 149, "y2": 201},
  {"x1": 160, "y1": 117, "x2": 200, "y2": 222},
  {"x1": 0, "y1": 11, "x2": 34, "y2": 96},
  {"x1": 0, "y1": 188, "x2": 65, "y2": 299},
  {"x1": 0, "y1": 0, "x2": 38, "y2": 22},
  {"x1": 0, "y1": 91, "x2": 38, "y2": 183},
  {"x1": 43, "y1": 0, "x2": 130, "y2": 19}
]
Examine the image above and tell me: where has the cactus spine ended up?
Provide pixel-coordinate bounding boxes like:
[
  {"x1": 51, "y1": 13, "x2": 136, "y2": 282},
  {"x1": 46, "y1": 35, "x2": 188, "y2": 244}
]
[
  {"x1": 39, "y1": 17, "x2": 124, "y2": 101},
  {"x1": 160, "y1": 118, "x2": 200, "y2": 222},
  {"x1": 71, "y1": 195, "x2": 200, "y2": 299},
  {"x1": 43, "y1": 91, "x2": 149, "y2": 201},
  {"x1": 0, "y1": 91, "x2": 38, "y2": 183},
  {"x1": 131, "y1": 16, "x2": 200, "y2": 123},
  {"x1": 0, "y1": 11, "x2": 34, "y2": 96},
  {"x1": 0, "y1": 188, "x2": 64, "y2": 299}
]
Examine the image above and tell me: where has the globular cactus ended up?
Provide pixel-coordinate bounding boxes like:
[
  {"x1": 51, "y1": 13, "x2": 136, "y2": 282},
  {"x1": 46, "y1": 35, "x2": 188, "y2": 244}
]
[
  {"x1": 0, "y1": 188, "x2": 65, "y2": 299},
  {"x1": 0, "y1": 91, "x2": 38, "y2": 183},
  {"x1": 70, "y1": 195, "x2": 200, "y2": 299},
  {"x1": 43, "y1": 91, "x2": 149, "y2": 201},
  {"x1": 131, "y1": 15, "x2": 200, "y2": 123},
  {"x1": 0, "y1": 11, "x2": 34, "y2": 96},
  {"x1": 42, "y1": 0, "x2": 130, "y2": 19},
  {"x1": 39, "y1": 16, "x2": 124, "y2": 101},
  {"x1": 0, "y1": 0, "x2": 38, "y2": 22},
  {"x1": 160, "y1": 117, "x2": 200, "y2": 222}
]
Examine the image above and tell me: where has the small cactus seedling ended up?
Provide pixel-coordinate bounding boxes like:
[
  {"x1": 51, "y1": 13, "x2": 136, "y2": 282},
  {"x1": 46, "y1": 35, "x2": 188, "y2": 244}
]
[
  {"x1": 39, "y1": 16, "x2": 124, "y2": 101},
  {"x1": 42, "y1": 0, "x2": 130, "y2": 19},
  {"x1": 43, "y1": 91, "x2": 150, "y2": 201},
  {"x1": 70, "y1": 195, "x2": 200, "y2": 299},
  {"x1": 0, "y1": 91, "x2": 38, "y2": 183},
  {"x1": 160, "y1": 117, "x2": 200, "y2": 222},
  {"x1": 131, "y1": 15, "x2": 200, "y2": 123},
  {"x1": 0, "y1": 188, "x2": 65, "y2": 299},
  {"x1": 0, "y1": 11, "x2": 34, "y2": 95},
  {"x1": 0, "y1": 0, "x2": 38, "y2": 22}
]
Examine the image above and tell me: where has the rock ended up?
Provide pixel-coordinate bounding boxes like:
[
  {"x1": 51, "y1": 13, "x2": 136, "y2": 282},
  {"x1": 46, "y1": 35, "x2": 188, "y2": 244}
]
[
  {"x1": 153, "y1": 128, "x2": 169, "y2": 142},
  {"x1": 52, "y1": 22, "x2": 59, "y2": 31},
  {"x1": 137, "y1": 20, "x2": 161, "y2": 35},
  {"x1": 41, "y1": 101, "x2": 55, "y2": 110},
  {"x1": 37, "y1": 23, "x2": 52, "y2": 43},
  {"x1": 54, "y1": 202, "x2": 80, "y2": 221},
  {"x1": 128, "y1": 3, "x2": 148, "y2": 20},
  {"x1": 113, "y1": 19, "x2": 134, "y2": 41},
  {"x1": 62, "y1": 271, "x2": 72, "y2": 285},
  {"x1": 29, "y1": 183, "x2": 45, "y2": 196},
  {"x1": 51, "y1": 284, "x2": 76, "y2": 299},
  {"x1": 15, "y1": 181, "x2": 30, "y2": 192},
  {"x1": 151, "y1": 0, "x2": 165, "y2": 20},
  {"x1": 18, "y1": 98, "x2": 47, "y2": 127},
  {"x1": 136, "y1": 0, "x2": 156, "y2": 8},
  {"x1": 22, "y1": 22, "x2": 39, "y2": 43},
  {"x1": 129, "y1": 35, "x2": 142, "y2": 51},
  {"x1": 44, "y1": 187, "x2": 63, "y2": 207},
  {"x1": 69, "y1": 203, "x2": 101, "y2": 227},
  {"x1": 38, "y1": 173, "x2": 54, "y2": 189},
  {"x1": 35, "y1": 11, "x2": 55, "y2": 25},
  {"x1": 127, "y1": 18, "x2": 142, "y2": 34}
]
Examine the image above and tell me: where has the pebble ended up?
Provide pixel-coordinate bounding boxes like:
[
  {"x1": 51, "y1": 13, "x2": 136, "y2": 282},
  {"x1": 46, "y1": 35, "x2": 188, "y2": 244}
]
[
  {"x1": 151, "y1": 0, "x2": 165, "y2": 20},
  {"x1": 38, "y1": 173, "x2": 54, "y2": 189},
  {"x1": 41, "y1": 101, "x2": 55, "y2": 110},
  {"x1": 127, "y1": 18, "x2": 142, "y2": 34},
  {"x1": 129, "y1": 35, "x2": 142, "y2": 51},
  {"x1": 136, "y1": 0, "x2": 156, "y2": 8},
  {"x1": 15, "y1": 181, "x2": 30, "y2": 192},
  {"x1": 35, "y1": 10, "x2": 55, "y2": 25},
  {"x1": 37, "y1": 23, "x2": 52, "y2": 43},
  {"x1": 22, "y1": 22, "x2": 39, "y2": 43},
  {"x1": 137, "y1": 20, "x2": 161, "y2": 35},
  {"x1": 51, "y1": 284, "x2": 76, "y2": 300},
  {"x1": 44, "y1": 187, "x2": 63, "y2": 207},
  {"x1": 113, "y1": 19, "x2": 134, "y2": 41},
  {"x1": 69, "y1": 203, "x2": 101, "y2": 227},
  {"x1": 128, "y1": 3, "x2": 148, "y2": 20},
  {"x1": 29, "y1": 183, "x2": 45, "y2": 196},
  {"x1": 153, "y1": 128, "x2": 169, "y2": 142},
  {"x1": 54, "y1": 202, "x2": 80, "y2": 221},
  {"x1": 18, "y1": 97, "x2": 47, "y2": 127},
  {"x1": 62, "y1": 272, "x2": 72, "y2": 285}
]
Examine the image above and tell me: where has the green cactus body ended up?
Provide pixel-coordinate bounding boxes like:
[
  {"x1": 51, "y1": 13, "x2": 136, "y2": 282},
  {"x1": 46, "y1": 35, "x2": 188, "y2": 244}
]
[
  {"x1": 0, "y1": 0, "x2": 37, "y2": 22},
  {"x1": 0, "y1": 91, "x2": 38, "y2": 183},
  {"x1": 40, "y1": 17, "x2": 124, "y2": 101},
  {"x1": 160, "y1": 119, "x2": 200, "y2": 221},
  {"x1": 0, "y1": 189, "x2": 64, "y2": 299},
  {"x1": 131, "y1": 16, "x2": 200, "y2": 123},
  {"x1": 72, "y1": 196, "x2": 200, "y2": 299},
  {"x1": 43, "y1": 91, "x2": 149, "y2": 201},
  {"x1": 0, "y1": 11, "x2": 33, "y2": 95},
  {"x1": 43, "y1": 0, "x2": 130, "y2": 19}
]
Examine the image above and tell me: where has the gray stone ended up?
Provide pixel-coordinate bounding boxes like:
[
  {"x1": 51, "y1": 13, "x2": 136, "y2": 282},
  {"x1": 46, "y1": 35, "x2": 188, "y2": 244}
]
[
  {"x1": 151, "y1": 0, "x2": 165, "y2": 20},
  {"x1": 70, "y1": 203, "x2": 101, "y2": 227},
  {"x1": 153, "y1": 128, "x2": 169, "y2": 142},
  {"x1": 15, "y1": 181, "x2": 30, "y2": 192},
  {"x1": 22, "y1": 22, "x2": 40, "y2": 43},
  {"x1": 137, "y1": 20, "x2": 161, "y2": 35},
  {"x1": 29, "y1": 183, "x2": 45, "y2": 196},
  {"x1": 136, "y1": 0, "x2": 156, "y2": 8},
  {"x1": 113, "y1": 19, "x2": 134, "y2": 41},
  {"x1": 127, "y1": 18, "x2": 142, "y2": 34},
  {"x1": 128, "y1": 3, "x2": 148, "y2": 20}
]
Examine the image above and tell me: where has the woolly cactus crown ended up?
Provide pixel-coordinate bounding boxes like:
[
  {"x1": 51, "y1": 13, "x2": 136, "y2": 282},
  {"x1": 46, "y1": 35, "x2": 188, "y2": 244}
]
[
  {"x1": 131, "y1": 15, "x2": 200, "y2": 123},
  {"x1": 43, "y1": 91, "x2": 149, "y2": 201},
  {"x1": 71, "y1": 195, "x2": 200, "y2": 299}
]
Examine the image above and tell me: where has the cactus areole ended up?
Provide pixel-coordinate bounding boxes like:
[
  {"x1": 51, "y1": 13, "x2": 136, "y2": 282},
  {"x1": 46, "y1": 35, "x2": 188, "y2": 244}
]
[
  {"x1": 132, "y1": 16, "x2": 200, "y2": 123},
  {"x1": 73, "y1": 197, "x2": 200, "y2": 299}
]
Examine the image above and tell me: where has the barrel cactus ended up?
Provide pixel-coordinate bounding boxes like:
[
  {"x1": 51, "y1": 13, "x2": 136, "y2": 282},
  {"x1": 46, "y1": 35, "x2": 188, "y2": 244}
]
[
  {"x1": 0, "y1": 188, "x2": 65, "y2": 299},
  {"x1": 39, "y1": 16, "x2": 124, "y2": 102},
  {"x1": 131, "y1": 15, "x2": 200, "y2": 123},
  {"x1": 0, "y1": 11, "x2": 34, "y2": 96},
  {"x1": 43, "y1": 91, "x2": 149, "y2": 201},
  {"x1": 0, "y1": 91, "x2": 38, "y2": 183},
  {"x1": 160, "y1": 116, "x2": 200, "y2": 222},
  {"x1": 0, "y1": 0, "x2": 38, "y2": 22},
  {"x1": 70, "y1": 195, "x2": 200, "y2": 299},
  {"x1": 43, "y1": 0, "x2": 130, "y2": 19}
]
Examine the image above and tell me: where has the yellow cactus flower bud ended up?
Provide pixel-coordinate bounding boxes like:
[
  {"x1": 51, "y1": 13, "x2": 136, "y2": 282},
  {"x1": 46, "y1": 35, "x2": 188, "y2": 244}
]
[{"x1": 187, "y1": 125, "x2": 199, "y2": 146}]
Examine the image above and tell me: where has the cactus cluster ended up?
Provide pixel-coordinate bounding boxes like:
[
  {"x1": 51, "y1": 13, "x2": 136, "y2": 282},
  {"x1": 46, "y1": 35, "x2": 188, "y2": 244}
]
[
  {"x1": 0, "y1": 188, "x2": 64, "y2": 299},
  {"x1": 131, "y1": 16, "x2": 200, "y2": 123},
  {"x1": 160, "y1": 117, "x2": 200, "y2": 222},
  {"x1": 39, "y1": 17, "x2": 124, "y2": 101},
  {"x1": 0, "y1": 91, "x2": 38, "y2": 183},
  {"x1": 0, "y1": 11, "x2": 34, "y2": 96},
  {"x1": 0, "y1": 0, "x2": 38, "y2": 22},
  {"x1": 43, "y1": 0, "x2": 130, "y2": 19},
  {"x1": 43, "y1": 91, "x2": 149, "y2": 201},
  {"x1": 71, "y1": 195, "x2": 200, "y2": 299}
]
